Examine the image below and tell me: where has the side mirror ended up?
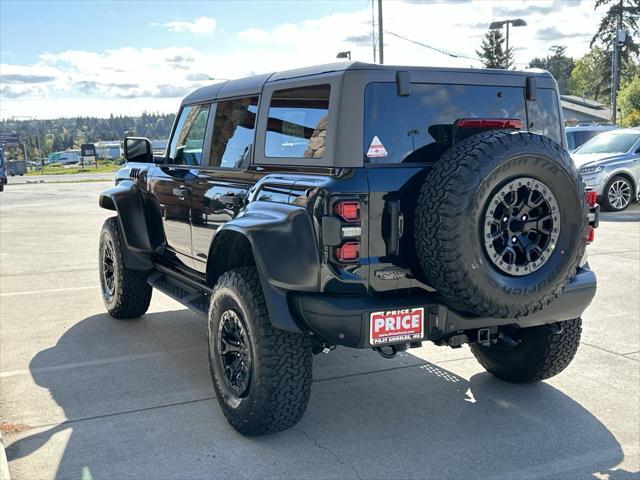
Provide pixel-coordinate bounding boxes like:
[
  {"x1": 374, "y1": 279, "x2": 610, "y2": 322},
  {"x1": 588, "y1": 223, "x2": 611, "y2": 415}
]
[{"x1": 124, "y1": 137, "x2": 153, "y2": 163}]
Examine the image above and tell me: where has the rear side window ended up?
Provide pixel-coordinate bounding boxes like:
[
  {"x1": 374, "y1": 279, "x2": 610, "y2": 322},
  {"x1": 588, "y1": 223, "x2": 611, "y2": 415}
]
[
  {"x1": 364, "y1": 83, "x2": 526, "y2": 164},
  {"x1": 168, "y1": 104, "x2": 211, "y2": 165},
  {"x1": 210, "y1": 96, "x2": 258, "y2": 168},
  {"x1": 527, "y1": 88, "x2": 562, "y2": 145},
  {"x1": 265, "y1": 84, "x2": 330, "y2": 159}
]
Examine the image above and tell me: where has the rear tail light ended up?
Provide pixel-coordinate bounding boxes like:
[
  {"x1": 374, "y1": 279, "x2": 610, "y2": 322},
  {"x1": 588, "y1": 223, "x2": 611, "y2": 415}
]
[
  {"x1": 585, "y1": 190, "x2": 597, "y2": 207},
  {"x1": 335, "y1": 241, "x2": 360, "y2": 262},
  {"x1": 335, "y1": 200, "x2": 360, "y2": 222},
  {"x1": 586, "y1": 225, "x2": 595, "y2": 244},
  {"x1": 456, "y1": 118, "x2": 523, "y2": 130}
]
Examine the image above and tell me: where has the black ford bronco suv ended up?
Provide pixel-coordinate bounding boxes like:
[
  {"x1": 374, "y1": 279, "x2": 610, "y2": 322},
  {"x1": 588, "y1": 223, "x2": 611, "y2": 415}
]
[{"x1": 98, "y1": 62, "x2": 599, "y2": 435}]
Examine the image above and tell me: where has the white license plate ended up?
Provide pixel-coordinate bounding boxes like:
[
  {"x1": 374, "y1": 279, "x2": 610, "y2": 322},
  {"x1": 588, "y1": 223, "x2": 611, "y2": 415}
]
[{"x1": 369, "y1": 307, "x2": 425, "y2": 345}]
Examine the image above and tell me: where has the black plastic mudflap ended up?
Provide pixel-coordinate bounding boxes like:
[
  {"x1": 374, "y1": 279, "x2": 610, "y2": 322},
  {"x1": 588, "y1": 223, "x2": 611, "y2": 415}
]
[{"x1": 289, "y1": 266, "x2": 597, "y2": 349}]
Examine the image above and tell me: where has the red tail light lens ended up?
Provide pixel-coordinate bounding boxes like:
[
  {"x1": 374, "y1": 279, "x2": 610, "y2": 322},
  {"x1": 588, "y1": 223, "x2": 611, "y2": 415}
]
[
  {"x1": 335, "y1": 200, "x2": 360, "y2": 222},
  {"x1": 585, "y1": 190, "x2": 597, "y2": 207},
  {"x1": 456, "y1": 118, "x2": 523, "y2": 130},
  {"x1": 335, "y1": 241, "x2": 360, "y2": 262},
  {"x1": 586, "y1": 225, "x2": 595, "y2": 243}
]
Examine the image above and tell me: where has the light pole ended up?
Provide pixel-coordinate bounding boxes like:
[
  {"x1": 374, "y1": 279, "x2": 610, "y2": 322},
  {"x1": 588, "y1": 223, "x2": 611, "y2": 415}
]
[
  {"x1": 378, "y1": 0, "x2": 384, "y2": 64},
  {"x1": 489, "y1": 18, "x2": 526, "y2": 68}
]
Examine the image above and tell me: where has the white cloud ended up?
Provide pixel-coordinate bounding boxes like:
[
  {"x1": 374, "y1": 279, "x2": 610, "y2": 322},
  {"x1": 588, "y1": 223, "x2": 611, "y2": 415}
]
[
  {"x1": 237, "y1": 28, "x2": 269, "y2": 42},
  {"x1": 0, "y1": 0, "x2": 611, "y2": 118},
  {"x1": 155, "y1": 16, "x2": 216, "y2": 34}
]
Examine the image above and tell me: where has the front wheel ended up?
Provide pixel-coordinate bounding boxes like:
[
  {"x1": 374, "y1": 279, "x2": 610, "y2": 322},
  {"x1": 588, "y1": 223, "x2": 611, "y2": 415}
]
[
  {"x1": 99, "y1": 217, "x2": 152, "y2": 319},
  {"x1": 208, "y1": 267, "x2": 313, "y2": 436},
  {"x1": 470, "y1": 318, "x2": 582, "y2": 383},
  {"x1": 603, "y1": 175, "x2": 633, "y2": 211}
]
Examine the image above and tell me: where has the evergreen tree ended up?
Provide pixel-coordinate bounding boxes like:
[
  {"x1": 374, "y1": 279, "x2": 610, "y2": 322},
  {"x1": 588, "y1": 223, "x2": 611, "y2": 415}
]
[
  {"x1": 528, "y1": 46, "x2": 575, "y2": 95},
  {"x1": 477, "y1": 29, "x2": 513, "y2": 69},
  {"x1": 590, "y1": 0, "x2": 640, "y2": 101}
]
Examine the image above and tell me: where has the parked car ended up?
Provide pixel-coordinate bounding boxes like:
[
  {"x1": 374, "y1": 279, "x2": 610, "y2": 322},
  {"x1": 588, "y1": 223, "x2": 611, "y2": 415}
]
[
  {"x1": 566, "y1": 124, "x2": 617, "y2": 152},
  {"x1": 6, "y1": 159, "x2": 27, "y2": 176},
  {"x1": 98, "y1": 62, "x2": 599, "y2": 435},
  {"x1": 0, "y1": 148, "x2": 6, "y2": 192},
  {"x1": 573, "y1": 128, "x2": 640, "y2": 211}
]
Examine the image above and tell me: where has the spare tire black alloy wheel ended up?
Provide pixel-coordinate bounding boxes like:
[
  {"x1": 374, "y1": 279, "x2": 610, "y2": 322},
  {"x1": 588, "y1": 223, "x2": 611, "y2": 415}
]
[
  {"x1": 217, "y1": 309, "x2": 251, "y2": 397},
  {"x1": 484, "y1": 177, "x2": 560, "y2": 276},
  {"x1": 415, "y1": 131, "x2": 588, "y2": 318}
]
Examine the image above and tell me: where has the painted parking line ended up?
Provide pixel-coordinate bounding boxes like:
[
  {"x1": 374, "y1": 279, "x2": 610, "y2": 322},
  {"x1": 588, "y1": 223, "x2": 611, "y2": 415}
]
[{"x1": 0, "y1": 285, "x2": 99, "y2": 297}]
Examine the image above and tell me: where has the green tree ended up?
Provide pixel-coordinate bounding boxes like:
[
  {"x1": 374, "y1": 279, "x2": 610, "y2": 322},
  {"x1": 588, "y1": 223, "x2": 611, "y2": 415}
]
[
  {"x1": 569, "y1": 48, "x2": 610, "y2": 103},
  {"x1": 618, "y1": 74, "x2": 640, "y2": 125},
  {"x1": 528, "y1": 46, "x2": 575, "y2": 94},
  {"x1": 477, "y1": 29, "x2": 513, "y2": 69},
  {"x1": 591, "y1": 0, "x2": 640, "y2": 101}
]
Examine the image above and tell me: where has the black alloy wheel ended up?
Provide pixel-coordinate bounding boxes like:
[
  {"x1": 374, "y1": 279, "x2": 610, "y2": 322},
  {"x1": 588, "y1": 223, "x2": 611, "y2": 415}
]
[
  {"x1": 101, "y1": 237, "x2": 116, "y2": 298},
  {"x1": 483, "y1": 176, "x2": 560, "y2": 276},
  {"x1": 216, "y1": 309, "x2": 252, "y2": 397}
]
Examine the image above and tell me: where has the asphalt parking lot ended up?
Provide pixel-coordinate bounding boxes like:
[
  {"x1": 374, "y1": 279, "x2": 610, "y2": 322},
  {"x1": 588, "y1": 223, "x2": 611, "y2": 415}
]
[{"x1": 0, "y1": 181, "x2": 638, "y2": 480}]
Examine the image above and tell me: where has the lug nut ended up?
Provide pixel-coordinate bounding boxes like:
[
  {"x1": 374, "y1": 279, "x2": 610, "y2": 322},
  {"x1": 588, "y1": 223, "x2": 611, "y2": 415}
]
[
  {"x1": 512, "y1": 236, "x2": 517, "y2": 243},
  {"x1": 503, "y1": 217, "x2": 508, "y2": 222},
  {"x1": 521, "y1": 215, "x2": 527, "y2": 221}
]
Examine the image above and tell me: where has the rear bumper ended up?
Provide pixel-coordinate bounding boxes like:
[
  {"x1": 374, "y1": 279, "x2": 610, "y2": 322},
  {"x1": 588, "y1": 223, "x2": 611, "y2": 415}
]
[{"x1": 290, "y1": 266, "x2": 597, "y2": 349}]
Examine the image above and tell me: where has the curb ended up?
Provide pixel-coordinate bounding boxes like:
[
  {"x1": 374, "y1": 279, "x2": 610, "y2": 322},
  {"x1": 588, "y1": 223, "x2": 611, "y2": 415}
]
[{"x1": 0, "y1": 431, "x2": 10, "y2": 480}]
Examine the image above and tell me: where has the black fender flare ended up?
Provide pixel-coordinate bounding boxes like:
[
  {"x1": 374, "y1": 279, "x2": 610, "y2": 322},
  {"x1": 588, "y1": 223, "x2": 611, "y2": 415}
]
[
  {"x1": 207, "y1": 201, "x2": 321, "y2": 333},
  {"x1": 99, "y1": 180, "x2": 155, "y2": 270}
]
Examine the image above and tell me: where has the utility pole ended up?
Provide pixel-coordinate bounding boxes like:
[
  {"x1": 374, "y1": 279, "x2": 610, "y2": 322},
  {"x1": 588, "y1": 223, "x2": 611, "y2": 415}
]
[
  {"x1": 505, "y1": 22, "x2": 509, "y2": 68},
  {"x1": 378, "y1": 0, "x2": 384, "y2": 64},
  {"x1": 611, "y1": 0, "x2": 624, "y2": 125}
]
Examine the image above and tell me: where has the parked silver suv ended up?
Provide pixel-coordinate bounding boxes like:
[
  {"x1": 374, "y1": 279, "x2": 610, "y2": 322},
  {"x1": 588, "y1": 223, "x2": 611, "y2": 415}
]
[{"x1": 573, "y1": 128, "x2": 640, "y2": 211}]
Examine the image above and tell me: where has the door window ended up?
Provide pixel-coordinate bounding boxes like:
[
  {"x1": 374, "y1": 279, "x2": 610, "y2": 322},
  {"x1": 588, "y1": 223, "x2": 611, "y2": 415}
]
[
  {"x1": 168, "y1": 104, "x2": 211, "y2": 165},
  {"x1": 265, "y1": 84, "x2": 330, "y2": 159},
  {"x1": 210, "y1": 96, "x2": 259, "y2": 168}
]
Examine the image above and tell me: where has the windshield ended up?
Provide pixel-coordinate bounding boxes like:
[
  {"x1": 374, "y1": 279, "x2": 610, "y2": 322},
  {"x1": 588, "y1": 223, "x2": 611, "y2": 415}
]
[{"x1": 575, "y1": 132, "x2": 640, "y2": 154}]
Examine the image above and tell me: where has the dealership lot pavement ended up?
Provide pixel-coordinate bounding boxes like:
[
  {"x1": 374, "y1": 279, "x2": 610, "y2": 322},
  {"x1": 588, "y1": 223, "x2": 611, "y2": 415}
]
[{"x1": 0, "y1": 181, "x2": 638, "y2": 480}]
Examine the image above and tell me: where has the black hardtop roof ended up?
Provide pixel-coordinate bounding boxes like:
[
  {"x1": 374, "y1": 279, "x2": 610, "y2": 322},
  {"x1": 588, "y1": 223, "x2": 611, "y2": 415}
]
[{"x1": 182, "y1": 61, "x2": 553, "y2": 105}]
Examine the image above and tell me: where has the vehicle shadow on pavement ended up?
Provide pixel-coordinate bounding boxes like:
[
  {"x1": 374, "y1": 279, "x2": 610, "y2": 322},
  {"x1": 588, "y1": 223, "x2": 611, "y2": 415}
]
[
  {"x1": 6, "y1": 310, "x2": 631, "y2": 480},
  {"x1": 598, "y1": 205, "x2": 640, "y2": 223}
]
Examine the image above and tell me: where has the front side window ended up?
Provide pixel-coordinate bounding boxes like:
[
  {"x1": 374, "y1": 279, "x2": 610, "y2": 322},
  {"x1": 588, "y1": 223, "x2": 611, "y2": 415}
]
[
  {"x1": 363, "y1": 83, "x2": 527, "y2": 164},
  {"x1": 168, "y1": 103, "x2": 210, "y2": 165},
  {"x1": 265, "y1": 84, "x2": 330, "y2": 159},
  {"x1": 210, "y1": 96, "x2": 258, "y2": 168}
]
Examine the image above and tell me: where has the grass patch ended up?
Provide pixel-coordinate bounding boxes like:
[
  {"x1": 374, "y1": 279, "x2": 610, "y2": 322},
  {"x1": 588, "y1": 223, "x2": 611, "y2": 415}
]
[{"x1": 27, "y1": 162, "x2": 120, "y2": 176}]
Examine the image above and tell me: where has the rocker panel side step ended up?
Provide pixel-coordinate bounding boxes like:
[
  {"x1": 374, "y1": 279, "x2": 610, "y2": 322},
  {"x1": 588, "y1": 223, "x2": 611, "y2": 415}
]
[{"x1": 148, "y1": 271, "x2": 210, "y2": 317}]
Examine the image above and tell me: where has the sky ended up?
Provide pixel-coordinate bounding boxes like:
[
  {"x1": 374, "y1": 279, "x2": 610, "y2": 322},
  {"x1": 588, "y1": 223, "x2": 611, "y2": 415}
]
[{"x1": 0, "y1": 0, "x2": 605, "y2": 119}]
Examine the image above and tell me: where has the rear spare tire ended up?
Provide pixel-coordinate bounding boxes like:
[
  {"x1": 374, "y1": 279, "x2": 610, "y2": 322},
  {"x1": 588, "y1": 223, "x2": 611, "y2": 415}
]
[{"x1": 415, "y1": 131, "x2": 587, "y2": 318}]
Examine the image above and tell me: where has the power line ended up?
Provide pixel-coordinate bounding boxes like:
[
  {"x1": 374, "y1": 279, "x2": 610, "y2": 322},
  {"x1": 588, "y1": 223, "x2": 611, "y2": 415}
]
[{"x1": 385, "y1": 30, "x2": 482, "y2": 63}]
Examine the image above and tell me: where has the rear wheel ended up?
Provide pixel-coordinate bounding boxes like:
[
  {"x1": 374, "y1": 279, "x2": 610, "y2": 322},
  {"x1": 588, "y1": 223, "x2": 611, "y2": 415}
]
[
  {"x1": 99, "y1": 217, "x2": 152, "y2": 319},
  {"x1": 471, "y1": 318, "x2": 582, "y2": 383},
  {"x1": 603, "y1": 175, "x2": 633, "y2": 211},
  {"x1": 208, "y1": 267, "x2": 313, "y2": 435}
]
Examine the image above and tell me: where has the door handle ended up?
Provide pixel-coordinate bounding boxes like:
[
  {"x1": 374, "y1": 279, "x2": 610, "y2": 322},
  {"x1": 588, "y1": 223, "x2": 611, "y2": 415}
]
[
  {"x1": 172, "y1": 187, "x2": 191, "y2": 199},
  {"x1": 219, "y1": 193, "x2": 242, "y2": 207}
]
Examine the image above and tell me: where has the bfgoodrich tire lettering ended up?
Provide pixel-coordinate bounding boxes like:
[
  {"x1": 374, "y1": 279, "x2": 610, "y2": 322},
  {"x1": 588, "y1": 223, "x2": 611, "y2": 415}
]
[
  {"x1": 415, "y1": 131, "x2": 588, "y2": 318},
  {"x1": 208, "y1": 267, "x2": 313, "y2": 436},
  {"x1": 99, "y1": 217, "x2": 152, "y2": 319}
]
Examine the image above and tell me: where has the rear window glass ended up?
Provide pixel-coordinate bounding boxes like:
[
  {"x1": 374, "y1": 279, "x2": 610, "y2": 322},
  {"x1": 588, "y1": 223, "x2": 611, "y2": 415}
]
[
  {"x1": 265, "y1": 84, "x2": 330, "y2": 159},
  {"x1": 364, "y1": 83, "x2": 561, "y2": 164}
]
